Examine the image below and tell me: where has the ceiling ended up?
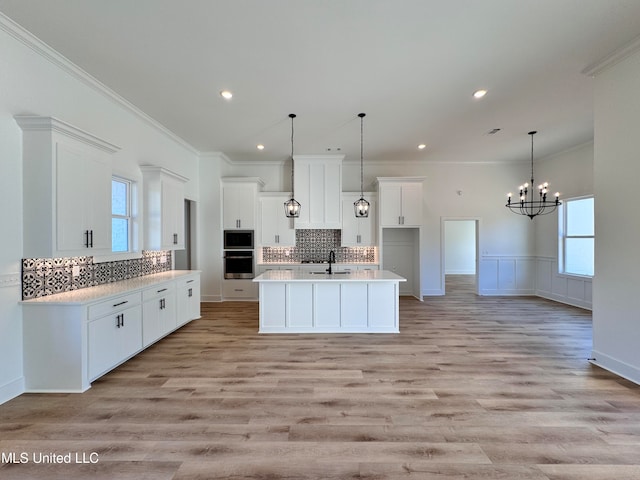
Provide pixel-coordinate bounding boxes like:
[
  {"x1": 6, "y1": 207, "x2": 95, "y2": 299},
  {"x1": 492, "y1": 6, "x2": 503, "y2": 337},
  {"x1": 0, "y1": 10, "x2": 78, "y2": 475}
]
[{"x1": 2, "y1": 0, "x2": 640, "y2": 165}]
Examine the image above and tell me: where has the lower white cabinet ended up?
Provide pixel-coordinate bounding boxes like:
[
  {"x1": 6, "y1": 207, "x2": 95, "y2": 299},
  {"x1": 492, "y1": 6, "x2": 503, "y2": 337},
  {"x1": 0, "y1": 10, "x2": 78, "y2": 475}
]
[
  {"x1": 222, "y1": 279, "x2": 257, "y2": 299},
  {"x1": 89, "y1": 303, "x2": 142, "y2": 381},
  {"x1": 22, "y1": 271, "x2": 200, "y2": 393},
  {"x1": 177, "y1": 274, "x2": 201, "y2": 327},
  {"x1": 142, "y1": 282, "x2": 177, "y2": 347}
]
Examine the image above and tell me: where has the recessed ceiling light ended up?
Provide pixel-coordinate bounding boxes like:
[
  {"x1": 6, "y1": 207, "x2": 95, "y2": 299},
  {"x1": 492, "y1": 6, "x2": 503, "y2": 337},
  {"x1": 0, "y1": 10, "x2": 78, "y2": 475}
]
[
  {"x1": 220, "y1": 90, "x2": 233, "y2": 100},
  {"x1": 417, "y1": 144, "x2": 427, "y2": 150},
  {"x1": 256, "y1": 144, "x2": 265, "y2": 150},
  {"x1": 473, "y1": 89, "x2": 487, "y2": 99}
]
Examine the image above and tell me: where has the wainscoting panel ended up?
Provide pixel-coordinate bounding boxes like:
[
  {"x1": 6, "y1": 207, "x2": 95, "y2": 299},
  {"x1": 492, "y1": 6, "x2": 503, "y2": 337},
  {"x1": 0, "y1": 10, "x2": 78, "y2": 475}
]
[
  {"x1": 479, "y1": 256, "x2": 536, "y2": 295},
  {"x1": 535, "y1": 257, "x2": 592, "y2": 310}
]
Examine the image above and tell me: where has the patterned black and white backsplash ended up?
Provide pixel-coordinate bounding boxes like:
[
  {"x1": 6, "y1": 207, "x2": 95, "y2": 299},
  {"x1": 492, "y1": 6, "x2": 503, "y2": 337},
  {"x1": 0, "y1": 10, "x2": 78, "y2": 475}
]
[
  {"x1": 261, "y1": 229, "x2": 376, "y2": 264},
  {"x1": 21, "y1": 250, "x2": 172, "y2": 300}
]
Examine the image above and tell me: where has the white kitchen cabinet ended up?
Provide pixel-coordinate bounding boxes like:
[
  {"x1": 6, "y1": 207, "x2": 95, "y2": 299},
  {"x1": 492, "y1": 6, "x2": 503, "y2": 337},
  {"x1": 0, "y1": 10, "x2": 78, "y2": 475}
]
[
  {"x1": 341, "y1": 192, "x2": 377, "y2": 246},
  {"x1": 21, "y1": 271, "x2": 200, "y2": 393},
  {"x1": 16, "y1": 116, "x2": 120, "y2": 258},
  {"x1": 222, "y1": 279, "x2": 257, "y2": 300},
  {"x1": 177, "y1": 273, "x2": 201, "y2": 327},
  {"x1": 88, "y1": 301, "x2": 142, "y2": 381},
  {"x1": 141, "y1": 166, "x2": 188, "y2": 250},
  {"x1": 293, "y1": 155, "x2": 343, "y2": 229},
  {"x1": 377, "y1": 177, "x2": 424, "y2": 227},
  {"x1": 142, "y1": 281, "x2": 177, "y2": 347},
  {"x1": 222, "y1": 178, "x2": 263, "y2": 230},
  {"x1": 259, "y1": 193, "x2": 296, "y2": 246}
]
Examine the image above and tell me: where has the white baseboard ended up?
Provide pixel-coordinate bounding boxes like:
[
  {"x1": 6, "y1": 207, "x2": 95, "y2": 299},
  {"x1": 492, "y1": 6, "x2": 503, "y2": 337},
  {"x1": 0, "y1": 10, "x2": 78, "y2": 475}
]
[
  {"x1": 590, "y1": 350, "x2": 640, "y2": 386},
  {"x1": 0, "y1": 377, "x2": 25, "y2": 405},
  {"x1": 536, "y1": 291, "x2": 592, "y2": 310},
  {"x1": 201, "y1": 295, "x2": 222, "y2": 302},
  {"x1": 422, "y1": 289, "x2": 444, "y2": 296}
]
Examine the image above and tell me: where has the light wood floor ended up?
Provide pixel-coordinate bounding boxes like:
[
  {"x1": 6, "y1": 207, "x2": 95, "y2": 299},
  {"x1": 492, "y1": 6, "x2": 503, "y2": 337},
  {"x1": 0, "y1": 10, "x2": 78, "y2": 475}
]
[{"x1": 2, "y1": 275, "x2": 640, "y2": 479}]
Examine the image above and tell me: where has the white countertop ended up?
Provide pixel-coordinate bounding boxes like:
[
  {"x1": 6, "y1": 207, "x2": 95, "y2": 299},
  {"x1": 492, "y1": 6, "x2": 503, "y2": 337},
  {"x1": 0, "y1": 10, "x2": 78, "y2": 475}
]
[
  {"x1": 253, "y1": 269, "x2": 406, "y2": 282},
  {"x1": 21, "y1": 270, "x2": 200, "y2": 306}
]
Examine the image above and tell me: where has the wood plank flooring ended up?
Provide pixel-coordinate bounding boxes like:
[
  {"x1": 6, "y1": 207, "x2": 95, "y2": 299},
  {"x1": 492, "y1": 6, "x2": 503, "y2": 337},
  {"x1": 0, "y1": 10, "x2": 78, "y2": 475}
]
[{"x1": 2, "y1": 275, "x2": 640, "y2": 479}]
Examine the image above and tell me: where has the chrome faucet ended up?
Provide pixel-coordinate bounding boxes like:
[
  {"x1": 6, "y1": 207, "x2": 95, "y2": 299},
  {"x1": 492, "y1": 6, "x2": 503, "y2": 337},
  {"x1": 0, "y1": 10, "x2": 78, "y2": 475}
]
[{"x1": 326, "y1": 250, "x2": 335, "y2": 274}]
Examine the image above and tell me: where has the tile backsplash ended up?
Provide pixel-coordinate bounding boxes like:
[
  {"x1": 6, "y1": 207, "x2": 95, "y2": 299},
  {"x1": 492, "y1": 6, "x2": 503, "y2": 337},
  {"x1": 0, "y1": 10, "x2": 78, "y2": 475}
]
[
  {"x1": 21, "y1": 250, "x2": 172, "y2": 300},
  {"x1": 261, "y1": 229, "x2": 376, "y2": 264}
]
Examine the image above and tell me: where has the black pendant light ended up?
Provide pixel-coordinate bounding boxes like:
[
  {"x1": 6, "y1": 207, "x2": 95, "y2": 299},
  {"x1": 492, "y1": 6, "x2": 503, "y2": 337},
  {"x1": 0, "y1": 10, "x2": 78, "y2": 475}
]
[
  {"x1": 354, "y1": 113, "x2": 370, "y2": 218},
  {"x1": 506, "y1": 131, "x2": 561, "y2": 219},
  {"x1": 284, "y1": 113, "x2": 301, "y2": 218}
]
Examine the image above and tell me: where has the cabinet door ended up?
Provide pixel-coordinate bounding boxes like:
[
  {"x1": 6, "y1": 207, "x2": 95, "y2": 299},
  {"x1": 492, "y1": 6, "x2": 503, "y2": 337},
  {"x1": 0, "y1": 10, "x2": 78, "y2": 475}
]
[
  {"x1": 400, "y1": 184, "x2": 423, "y2": 226},
  {"x1": 88, "y1": 304, "x2": 142, "y2": 380},
  {"x1": 161, "y1": 178, "x2": 184, "y2": 249},
  {"x1": 56, "y1": 142, "x2": 112, "y2": 255},
  {"x1": 380, "y1": 184, "x2": 403, "y2": 226},
  {"x1": 260, "y1": 196, "x2": 295, "y2": 246},
  {"x1": 177, "y1": 277, "x2": 201, "y2": 327},
  {"x1": 143, "y1": 286, "x2": 176, "y2": 347},
  {"x1": 223, "y1": 184, "x2": 255, "y2": 229},
  {"x1": 293, "y1": 156, "x2": 342, "y2": 229},
  {"x1": 341, "y1": 195, "x2": 376, "y2": 246}
]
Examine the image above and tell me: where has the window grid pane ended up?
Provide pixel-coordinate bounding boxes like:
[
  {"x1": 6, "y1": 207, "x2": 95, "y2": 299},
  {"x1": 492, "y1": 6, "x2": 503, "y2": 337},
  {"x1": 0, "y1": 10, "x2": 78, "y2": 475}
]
[
  {"x1": 566, "y1": 197, "x2": 594, "y2": 236},
  {"x1": 112, "y1": 177, "x2": 131, "y2": 252},
  {"x1": 112, "y1": 179, "x2": 128, "y2": 216}
]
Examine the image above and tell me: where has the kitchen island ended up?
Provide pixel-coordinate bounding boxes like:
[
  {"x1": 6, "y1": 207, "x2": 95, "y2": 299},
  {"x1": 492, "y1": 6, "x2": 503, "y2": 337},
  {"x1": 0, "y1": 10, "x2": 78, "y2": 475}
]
[{"x1": 253, "y1": 269, "x2": 406, "y2": 333}]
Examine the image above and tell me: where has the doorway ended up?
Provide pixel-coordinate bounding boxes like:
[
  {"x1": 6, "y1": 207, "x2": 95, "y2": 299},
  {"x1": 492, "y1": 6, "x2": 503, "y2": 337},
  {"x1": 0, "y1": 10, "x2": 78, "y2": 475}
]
[
  {"x1": 175, "y1": 199, "x2": 195, "y2": 270},
  {"x1": 442, "y1": 218, "x2": 479, "y2": 295}
]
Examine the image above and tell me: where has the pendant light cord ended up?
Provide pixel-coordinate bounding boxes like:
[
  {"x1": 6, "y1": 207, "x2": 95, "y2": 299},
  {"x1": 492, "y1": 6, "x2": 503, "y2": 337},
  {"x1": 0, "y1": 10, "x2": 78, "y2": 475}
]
[
  {"x1": 529, "y1": 130, "x2": 536, "y2": 185},
  {"x1": 289, "y1": 113, "x2": 296, "y2": 196},
  {"x1": 359, "y1": 113, "x2": 366, "y2": 197}
]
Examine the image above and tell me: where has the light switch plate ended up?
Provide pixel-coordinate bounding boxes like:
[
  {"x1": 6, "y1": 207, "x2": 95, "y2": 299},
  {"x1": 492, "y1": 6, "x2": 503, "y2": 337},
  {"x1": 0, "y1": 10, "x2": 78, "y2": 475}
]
[{"x1": 72, "y1": 265, "x2": 80, "y2": 277}]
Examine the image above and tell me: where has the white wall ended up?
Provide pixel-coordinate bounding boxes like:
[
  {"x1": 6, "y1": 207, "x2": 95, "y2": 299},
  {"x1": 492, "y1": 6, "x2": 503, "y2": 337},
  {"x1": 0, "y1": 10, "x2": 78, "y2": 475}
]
[
  {"x1": 444, "y1": 220, "x2": 476, "y2": 274},
  {"x1": 591, "y1": 45, "x2": 640, "y2": 384},
  {"x1": 534, "y1": 142, "x2": 594, "y2": 309},
  {"x1": 0, "y1": 17, "x2": 200, "y2": 404}
]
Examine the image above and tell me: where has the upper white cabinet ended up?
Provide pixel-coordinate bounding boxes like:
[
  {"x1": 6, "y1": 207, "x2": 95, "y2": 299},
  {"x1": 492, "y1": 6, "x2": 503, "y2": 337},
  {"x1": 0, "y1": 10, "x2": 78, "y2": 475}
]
[
  {"x1": 141, "y1": 166, "x2": 188, "y2": 250},
  {"x1": 16, "y1": 116, "x2": 120, "y2": 258},
  {"x1": 341, "y1": 193, "x2": 377, "y2": 246},
  {"x1": 222, "y1": 177, "x2": 263, "y2": 230},
  {"x1": 259, "y1": 193, "x2": 296, "y2": 247},
  {"x1": 377, "y1": 177, "x2": 424, "y2": 227},
  {"x1": 293, "y1": 155, "x2": 343, "y2": 229}
]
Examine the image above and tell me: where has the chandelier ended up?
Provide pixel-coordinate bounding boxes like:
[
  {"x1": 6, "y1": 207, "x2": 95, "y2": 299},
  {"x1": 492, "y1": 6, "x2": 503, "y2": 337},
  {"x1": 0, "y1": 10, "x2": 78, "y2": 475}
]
[
  {"x1": 506, "y1": 131, "x2": 560, "y2": 219},
  {"x1": 284, "y1": 113, "x2": 301, "y2": 218},
  {"x1": 354, "y1": 113, "x2": 370, "y2": 218}
]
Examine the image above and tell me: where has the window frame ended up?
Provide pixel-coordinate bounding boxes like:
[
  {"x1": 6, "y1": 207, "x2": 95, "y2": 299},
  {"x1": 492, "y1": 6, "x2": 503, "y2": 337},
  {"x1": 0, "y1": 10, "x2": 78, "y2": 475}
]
[{"x1": 558, "y1": 195, "x2": 594, "y2": 278}]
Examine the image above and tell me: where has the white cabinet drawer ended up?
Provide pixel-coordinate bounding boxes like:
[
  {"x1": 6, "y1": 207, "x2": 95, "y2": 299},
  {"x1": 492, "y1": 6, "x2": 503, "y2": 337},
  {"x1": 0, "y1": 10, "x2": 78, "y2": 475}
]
[
  {"x1": 88, "y1": 292, "x2": 141, "y2": 320},
  {"x1": 142, "y1": 282, "x2": 176, "y2": 301}
]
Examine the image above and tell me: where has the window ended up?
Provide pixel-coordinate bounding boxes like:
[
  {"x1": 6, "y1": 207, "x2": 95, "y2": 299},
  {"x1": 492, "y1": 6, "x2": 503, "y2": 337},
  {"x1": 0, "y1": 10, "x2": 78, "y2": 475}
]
[
  {"x1": 559, "y1": 196, "x2": 594, "y2": 277},
  {"x1": 112, "y1": 177, "x2": 132, "y2": 252}
]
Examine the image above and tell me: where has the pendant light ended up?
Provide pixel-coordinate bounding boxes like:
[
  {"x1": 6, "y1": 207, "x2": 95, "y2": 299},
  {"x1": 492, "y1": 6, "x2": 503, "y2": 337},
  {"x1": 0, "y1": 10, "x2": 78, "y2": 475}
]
[
  {"x1": 354, "y1": 113, "x2": 370, "y2": 218},
  {"x1": 506, "y1": 131, "x2": 561, "y2": 219},
  {"x1": 284, "y1": 113, "x2": 301, "y2": 218}
]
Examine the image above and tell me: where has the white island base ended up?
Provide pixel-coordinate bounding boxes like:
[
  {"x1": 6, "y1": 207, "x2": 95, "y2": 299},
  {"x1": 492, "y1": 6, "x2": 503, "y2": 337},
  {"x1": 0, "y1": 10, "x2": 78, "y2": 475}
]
[{"x1": 253, "y1": 269, "x2": 406, "y2": 333}]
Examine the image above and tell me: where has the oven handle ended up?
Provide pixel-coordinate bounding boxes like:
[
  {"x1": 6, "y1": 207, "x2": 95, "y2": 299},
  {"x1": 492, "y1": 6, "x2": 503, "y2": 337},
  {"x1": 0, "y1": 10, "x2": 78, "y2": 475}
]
[{"x1": 224, "y1": 255, "x2": 254, "y2": 259}]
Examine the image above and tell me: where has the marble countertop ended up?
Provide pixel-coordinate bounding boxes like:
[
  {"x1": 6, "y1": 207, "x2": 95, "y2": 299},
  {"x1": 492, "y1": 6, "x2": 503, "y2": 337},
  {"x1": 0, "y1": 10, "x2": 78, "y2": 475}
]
[
  {"x1": 253, "y1": 269, "x2": 405, "y2": 282},
  {"x1": 21, "y1": 270, "x2": 200, "y2": 306}
]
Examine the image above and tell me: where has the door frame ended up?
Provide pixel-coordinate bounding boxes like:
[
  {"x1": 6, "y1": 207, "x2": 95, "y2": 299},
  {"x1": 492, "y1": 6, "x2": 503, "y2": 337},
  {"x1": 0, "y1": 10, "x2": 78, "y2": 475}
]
[{"x1": 440, "y1": 217, "x2": 481, "y2": 295}]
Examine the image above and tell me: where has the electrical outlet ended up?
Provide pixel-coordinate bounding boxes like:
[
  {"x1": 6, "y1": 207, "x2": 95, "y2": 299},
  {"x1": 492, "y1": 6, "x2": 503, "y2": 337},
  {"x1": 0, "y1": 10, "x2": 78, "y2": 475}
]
[
  {"x1": 72, "y1": 265, "x2": 80, "y2": 277},
  {"x1": 152, "y1": 257, "x2": 157, "y2": 265},
  {"x1": 160, "y1": 255, "x2": 167, "y2": 264}
]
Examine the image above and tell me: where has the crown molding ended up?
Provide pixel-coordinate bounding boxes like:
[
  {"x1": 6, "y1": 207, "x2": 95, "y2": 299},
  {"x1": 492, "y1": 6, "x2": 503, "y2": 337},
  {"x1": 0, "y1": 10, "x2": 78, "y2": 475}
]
[
  {"x1": 0, "y1": 12, "x2": 198, "y2": 155},
  {"x1": 14, "y1": 115, "x2": 121, "y2": 153},
  {"x1": 582, "y1": 33, "x2": 640, "y2": 77}
]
